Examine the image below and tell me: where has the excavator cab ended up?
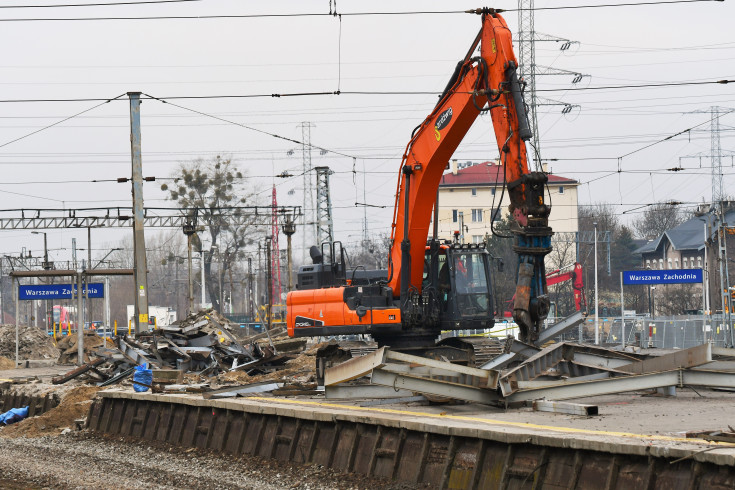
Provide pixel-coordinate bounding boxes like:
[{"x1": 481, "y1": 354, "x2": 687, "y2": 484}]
[{"x1": 426, "y1": 244, "x2": 494, "y2": 332}]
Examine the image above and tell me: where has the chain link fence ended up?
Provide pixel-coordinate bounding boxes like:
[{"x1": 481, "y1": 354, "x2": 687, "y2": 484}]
[{"x1": 554, "y1": 314, "x2": 734, "y2": 348}]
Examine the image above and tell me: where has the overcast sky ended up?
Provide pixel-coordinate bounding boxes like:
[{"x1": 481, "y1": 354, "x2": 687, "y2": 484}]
[{"x1": 0, "y1": 0, "x2": 733, "y2": 267}]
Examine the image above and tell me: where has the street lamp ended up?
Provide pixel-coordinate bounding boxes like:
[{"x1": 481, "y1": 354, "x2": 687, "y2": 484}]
[
  {"x1": 593, "y1": 222, "x2": 599, "y2": 345},
  {"x1": 281, "y1": 213, "x2": 296, "y2": 293},
  {"x1": 31, "y1": 232, "x2": 52, "y2": 332}
]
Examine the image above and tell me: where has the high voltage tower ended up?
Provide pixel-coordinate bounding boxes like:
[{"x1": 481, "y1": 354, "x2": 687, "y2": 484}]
[
  {"x1": 315, "y1": 166, "x2": 335, "y2": 245},
  {"x1": 680, "y1": 107, "x2": 735, "y2": 211},
  {"x1": 299, "y1": 121, "x2": 316, "y2": 262},
  {"x1": 516, "y1": 0, "x2": 587, "y2": 166}
]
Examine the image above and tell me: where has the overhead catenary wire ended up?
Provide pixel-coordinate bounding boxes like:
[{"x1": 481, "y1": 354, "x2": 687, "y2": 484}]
[
  {"x1": 0, "y1": 78, "x2": 729, "y2": 105},
  {"x1": 0, "y1": 0, "x2": 722, "y2": 21},
  {"x1": 0, "y1": 93, "x2": 126, "y2": 149},
  {"x1": 0, "y1": 0, "x2": 204, "y2": 8},
  {"x1": 142, "y1": 92, "x2": 359, "y2": 160}
]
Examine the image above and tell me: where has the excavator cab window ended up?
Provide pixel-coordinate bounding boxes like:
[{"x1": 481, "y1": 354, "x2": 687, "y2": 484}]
[{"x1": 449, "y1": 250, "x2": 492, "y2": 317}]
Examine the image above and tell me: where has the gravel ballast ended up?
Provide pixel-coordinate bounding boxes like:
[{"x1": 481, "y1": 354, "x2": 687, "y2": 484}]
[{"x1": 0, "y1": 432, "x2": 420, "y2": 490}]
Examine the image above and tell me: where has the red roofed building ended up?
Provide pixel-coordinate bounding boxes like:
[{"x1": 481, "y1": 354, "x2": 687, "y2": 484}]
[{"x1": 436, "y1": 160, "x2": 579, "y2": 242}]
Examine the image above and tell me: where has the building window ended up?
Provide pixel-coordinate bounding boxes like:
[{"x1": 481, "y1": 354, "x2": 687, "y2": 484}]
[
  {"x1": 698, "y1": 257, "x2": 703, "y2": 268},
  {"x1": 471, "y1": 188, "x2": 477, "y2": 197},
  {"x1": 492, "y1": 208, "x2": 502, "y2": 222},
  {"x1": 646, "y1": 259, "x2": 651, "y2": 268},
  {"x1": 683, "y1": 257, "x2": 688, "y2": 269},
  {"x1": 491, "y1": 188, "x2": 496, "y2": 196},
  {"x1": 668, "y1": 258, "x2": 673, "y2": 269},
  {"x1": 472, "y1": 235, "x2": 483, "y2": 244},
  {"x1": 659, "y1": 259, "x2": 664, "y2": 269},
  {"x1": 471, "y1": 209, "x2": 483, "y2": 222},
  {"x1": 675, "y1": 259, "x2": 679, "y2": 269},
  {"x1": 452, "y1": 209, "x2": 458, "y2": 223},
  {"x1": 559, "y1": 186, "x2": 564, "y2": 194}
]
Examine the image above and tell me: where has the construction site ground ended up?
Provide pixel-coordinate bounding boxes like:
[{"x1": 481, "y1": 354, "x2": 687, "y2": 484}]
[{"x1": 2, "y1": 361, "x2": 735, "y2": 489}]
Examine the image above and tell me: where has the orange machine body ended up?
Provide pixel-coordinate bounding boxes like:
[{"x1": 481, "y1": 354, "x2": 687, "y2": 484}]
[{"x1": 287, "y1": 286, "x2": 401, "y2": 337}]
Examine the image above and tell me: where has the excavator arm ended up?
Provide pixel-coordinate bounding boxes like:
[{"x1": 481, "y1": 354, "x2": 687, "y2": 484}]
[
  {"x1": 546, "y1": 262, "x2": 586, "y2": 312},
  {"x1": 387, "y1": 9, "x2": 552, "y2": 342}
]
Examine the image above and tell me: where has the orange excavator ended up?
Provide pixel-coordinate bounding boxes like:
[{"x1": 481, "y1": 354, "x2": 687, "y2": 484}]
[{"x1": 287, "y1": 8, "x2": 552, "y2": 347}]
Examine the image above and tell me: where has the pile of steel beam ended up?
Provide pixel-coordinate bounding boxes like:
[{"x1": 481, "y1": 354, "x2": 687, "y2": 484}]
[
  {"x1": 324, "y1": 337, "x2": 735, "y2": 407},
  {"x1": 53, "y1": 310, "x2": 301, "y2": 385}
]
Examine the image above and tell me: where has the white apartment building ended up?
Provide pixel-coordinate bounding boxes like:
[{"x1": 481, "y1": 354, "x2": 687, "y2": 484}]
[{"x1": 436, "y1": 160, "x2": 579, "y2": 243}]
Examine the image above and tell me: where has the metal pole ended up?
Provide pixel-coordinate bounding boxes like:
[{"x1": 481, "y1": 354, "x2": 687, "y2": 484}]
[
  {"x1": 187, "y1": 234, "x2": 194, "y2": 314},
  {"x1": 0, "y1": 258, "x2": 4, "y2": 325},
  {"x1": 703, "y1": 268, "x2": 707, "y2": 341},
  {"x1": 704, "y1": 220, "x2": 710, "y2": 338},
  {"x1": 718, "y1": 211, "x2": 727, "y2": 342},
  {"x1": 265, "y1": 237, "x2": 273, "y2": 332},
  {"x1": 218, "y1": 251, "x2": 223, "y2": 313},
  {"x1": 286, "y1": 233, "x2": 293, "y2": 292},
  {"x1": 247, "y1": 257, "x2": 253, "y2": 320},
  {"x1": 43, "y1": 233, "x2": 50, "y2": 335},
  {"x1": 594, "y1": 222, "x2": 599, "y2": 345},
  {"x1": 620, "y1": 271, "x2": 625, "y2": 349},
  {"x1": 200, "y1": 251, "x2": 205, "y2": 307},
  {"x1": 128, "y1": 92, "x2": 149, "y2": 336},
  {"x1": 724, "y1": 219, "x2": 733, "y2": 346},
  {"x1": 14, "y1": 277, "x2": 19, "y2": 367},
  {"x1": 104, "y1": 276, "x2": 110, "y2": 339},
  {"x1": 76, "y1": 271, "x2": 84, "y2": 366}
]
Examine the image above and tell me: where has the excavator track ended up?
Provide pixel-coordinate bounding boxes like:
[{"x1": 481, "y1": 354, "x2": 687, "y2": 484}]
[{"x1": 437, "y1": 336, "x2": 507, "y2": 367}]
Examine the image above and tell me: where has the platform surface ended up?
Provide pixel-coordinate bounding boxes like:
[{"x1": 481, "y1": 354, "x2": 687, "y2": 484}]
[{"x1": 99, "y1": 387, "x2": 735, "y2": 467}]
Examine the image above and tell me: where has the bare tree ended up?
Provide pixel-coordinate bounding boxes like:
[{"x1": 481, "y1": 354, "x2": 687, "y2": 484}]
[
  {"x1": 160, "y1": 155, "x2": 261, "y2": 313},
  {"x1": 345, "y1": 234, "x2": 391, "y2": 271},
  {"x1": 632, "y1": 202, "x2": 685, "y2": 240}
]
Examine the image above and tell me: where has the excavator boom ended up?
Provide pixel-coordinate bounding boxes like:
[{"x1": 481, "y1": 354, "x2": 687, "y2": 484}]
[
  {"x1": 388, "y1": 9, "x2": 551, "y2": 342},
  {"x1": 288, "y1": 9, "x2": 552, "y2": 345}
]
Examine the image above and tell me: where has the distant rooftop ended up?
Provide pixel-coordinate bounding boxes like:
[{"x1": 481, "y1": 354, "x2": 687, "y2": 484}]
[
  {"x1": 634, "y1": 208, "x2": 735, "y2": 254},
  {"x1": 440, "y1": 160, "x2": 578, "y2": 186}
]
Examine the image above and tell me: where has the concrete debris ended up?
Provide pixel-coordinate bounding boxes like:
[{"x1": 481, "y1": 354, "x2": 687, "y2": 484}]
[
  {"x1": 55, "y1": 331, "x2": 114, "y2": 365},
  {"x1": 52, "y1": 309, "x2": 299, "y2": 387},
  {"x1": 0, "y1": 324, "x2": 58, "y2": 361}
]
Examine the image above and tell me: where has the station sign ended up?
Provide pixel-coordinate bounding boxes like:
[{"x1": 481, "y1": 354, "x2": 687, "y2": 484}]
[
  {"x1": 18, "y1": 283, "x2": 104, "y2": 300},
  {"x1": 622, "y1": 269, "x2": 703, "y2": 286}
]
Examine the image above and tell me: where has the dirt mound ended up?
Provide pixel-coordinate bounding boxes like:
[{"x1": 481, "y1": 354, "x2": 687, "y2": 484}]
[
  {"x1": 0, "y1": 324, "x2": 57, "y2": 360},
  {"x1": 0, "y1": 356, "x2": 14, "y2": 370},
  {"x1": 246, "y1": 352, "x2": 315, "y2": 384},
  {"x1": 55, "y1": 331, "x2": 113, "y2": 364},
  {"x1": 0, "y1": 386, "x2": 100, "y2": 438}
]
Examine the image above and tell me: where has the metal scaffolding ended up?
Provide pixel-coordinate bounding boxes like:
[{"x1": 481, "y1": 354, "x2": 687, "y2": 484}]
[{"x1": 315, "y1": 166, "x2": 334, "y2": 245}]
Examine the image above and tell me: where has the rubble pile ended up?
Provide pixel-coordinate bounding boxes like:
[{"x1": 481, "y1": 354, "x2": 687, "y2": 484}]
[
  {"x1": 56, "y1": 331, "x2": 114, "y2": 365},
  {"x1": 0, "y1": 356, "x2": 14, "y2": 370},
  {"x1": 52, "y1": 309, "x2": 306, "y2": 387},
  {"x1": 0, "y1": 324, "x2": 58, "y2": 361},
  {"x1": 132, "y1": 308, "x2": 294, "y2": 374}
]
